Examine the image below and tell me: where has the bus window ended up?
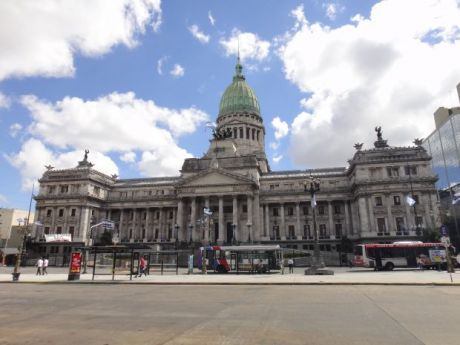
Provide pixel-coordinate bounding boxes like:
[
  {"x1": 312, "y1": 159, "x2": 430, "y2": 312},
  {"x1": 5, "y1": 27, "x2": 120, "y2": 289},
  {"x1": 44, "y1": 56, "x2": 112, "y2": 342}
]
[{"x1": 354, "y1": 246, "x2": 363, "y2": 256}]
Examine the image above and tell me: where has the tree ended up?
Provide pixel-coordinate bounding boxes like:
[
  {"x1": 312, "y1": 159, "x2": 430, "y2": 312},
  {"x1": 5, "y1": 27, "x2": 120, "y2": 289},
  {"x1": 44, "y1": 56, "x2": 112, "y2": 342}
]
[
  {"x1": 421, "y1": 227, "x2": 441, "y2": 243},
  {"x1": 98, "y1": 230, "x2": 113, "y2": 246}
]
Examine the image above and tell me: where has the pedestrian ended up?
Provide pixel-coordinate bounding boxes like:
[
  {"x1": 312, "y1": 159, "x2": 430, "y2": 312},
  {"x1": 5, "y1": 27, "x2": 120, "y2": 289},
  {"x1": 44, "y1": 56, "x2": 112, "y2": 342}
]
[
  {"x1": 138, "y1": 256, "x2": 147, "y2": 277},
  {"x1": 36, "y1": 257, "x2": 43, "y2": 276},
  {"x1": 288, "y1": 258, "x2": 294, "y2": 273},
  {"x1": 416, "y1": 256, "x2": 424, "y2": 271},
  {"x1": 43, "y1": 257, "x2": 49, "y2": 275}
]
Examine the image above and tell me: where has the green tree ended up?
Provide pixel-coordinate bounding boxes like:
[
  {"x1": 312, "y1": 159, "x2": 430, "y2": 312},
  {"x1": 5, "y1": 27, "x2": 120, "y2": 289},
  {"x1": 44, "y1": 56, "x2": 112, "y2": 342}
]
[
  {"x1": 98, "y1": 230, "x2": 113, "y2": 246},
  {"x1": 421, "y1": 227, "x2": 441, "y2": 243}
]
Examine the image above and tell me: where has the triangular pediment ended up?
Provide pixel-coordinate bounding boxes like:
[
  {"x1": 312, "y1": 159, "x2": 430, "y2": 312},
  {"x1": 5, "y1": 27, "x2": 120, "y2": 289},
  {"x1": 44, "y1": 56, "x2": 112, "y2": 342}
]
[{"x1": 178, "y1": 168, "x2": 255, "y2": 188}]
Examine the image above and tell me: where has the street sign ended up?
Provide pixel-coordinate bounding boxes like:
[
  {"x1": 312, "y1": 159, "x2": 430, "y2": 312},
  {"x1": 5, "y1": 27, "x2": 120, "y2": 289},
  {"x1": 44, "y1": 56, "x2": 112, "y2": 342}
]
[{"x1": 440, "y1": 225, "x2": 448, "y2": 236}]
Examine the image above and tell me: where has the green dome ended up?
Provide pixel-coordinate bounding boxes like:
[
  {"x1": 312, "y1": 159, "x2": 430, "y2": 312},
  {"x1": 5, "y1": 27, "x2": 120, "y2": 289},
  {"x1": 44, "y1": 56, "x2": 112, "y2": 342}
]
[{"x1": 218, "y1": 60, "x2": 260, "y2": 117}]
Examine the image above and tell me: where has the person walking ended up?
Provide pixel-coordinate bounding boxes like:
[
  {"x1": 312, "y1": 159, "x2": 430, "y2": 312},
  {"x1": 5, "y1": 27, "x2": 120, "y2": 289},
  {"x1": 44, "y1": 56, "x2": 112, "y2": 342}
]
[
  {"x1": 138, "y1": 256, "x2": 147, "y2": 277},
  {"x1": 42, "y1": 257, "x2": 49, "y2": 275},
  {"x1": 36, "y1": 257, "x2": 43, "y2": 276},
  {"x1": 288, "y1": 258, "x2": 294, "y2": 274}
]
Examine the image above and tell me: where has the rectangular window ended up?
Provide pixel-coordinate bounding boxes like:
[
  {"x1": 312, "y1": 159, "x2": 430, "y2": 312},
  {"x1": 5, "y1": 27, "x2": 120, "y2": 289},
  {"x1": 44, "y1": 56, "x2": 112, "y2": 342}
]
[
  {"x1": 375, "y1": 197, "x2": 383, "y2": 206},
  {"x1": 288, "y1": 225, "x2": 295, "y2": 238},
  {"x1": 302, "y1": 206, "x2": 309, "y2": 215},
  {"x1": 334, "y1": 205, "x2": 341, "y2": 214},
  {"x1": 60, "y1": 185, "x2": 69, "y2": 193},
  {"x1": 393, "y1": 196, "x2": 401, "y2": 205},
  {"x1": 396, "y1": 217, "x2": 405, "y2": 232},
  {"x1": 415, "y1": 216, "x2": 423, "y2": 228},
  {"x1": 377, "y1": 218, "x2": 386, "y2": 232},
  {"x1": 405, "y1": 166, "x2": 417, "y2": 176},
  {"x1": 387, "y1": 167, "x2": 399, "y2": 177},
  {"x1": 69, "y1": 226, "x2": 74, "y2": 237},
  {"x1": 319, "y1": 224, "x2": 327, "y2": 238},
  {"x1": 46, "y1": 209, "x2": 52, "y2": 217},
  {"x1": 246, "y1": 127, "x2": 250, "y2": 139},
  {"x1": 156, "y1": 212, "x2": 160, "y2": 220},
  {"x1": 252, "y1": 128, "x2": 255, "y2": 140},
  {"x1": 56, "y1": 226, "x2": 62, "y2": 234},
  {"x1": 318, "y1": 205, "x2": 325, "y2": 215},
  {"x1": 94, "y1": 186, "x2": 100, "y2": 196},
  {"x1": 143, "y1": 212, "x2": 147, "y2": 220},
  {"x1": 242, "y1": 205, "x2": 248, "y2": 213},
  {"x1": 71, "y1": 208, "x2": 76, "y2": 217},
  {"x1": 287, "y1": 207, "x2": 294, "y2": 216},
  {"x1": 48, "y1": 186, "x2": 55, "y2": 194},
  {"x1": 239, "y1": 127, "x2": 243, "y2": 138},
  {"x1": 58, "y1": 209, "x2": 64, "y2": 217},
  {"x1": 169, "y1": 211, "x2": 173, "y2": 219},
  {"x1": 256, "y1": 130, "x2": 260, "y2": 141},
  {"x1": 44, "y1": 227, "x2": 50, "y2": 235},
  {"x1": 335, "y1": 223, "x2": 342, "y2": 238},
  {"x1": 130, "y1": 211, "x2": 134, "y2": 220},
  {"x1": 303, "y1": 224, "x2": 310, "y2": 238},
  {"x1": 273, "y1": 208, "x2": 279, "y2": 217},
  {"x1": 233, "y1": 127, "x2": 237, "y2": 138}
]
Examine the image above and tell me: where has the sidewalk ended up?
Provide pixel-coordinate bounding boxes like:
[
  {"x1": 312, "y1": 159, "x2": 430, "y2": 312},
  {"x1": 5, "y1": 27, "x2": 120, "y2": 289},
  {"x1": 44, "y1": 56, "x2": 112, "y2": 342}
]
[{"x1": 1, "y1": 266, "x2": 459, "y2": 285}]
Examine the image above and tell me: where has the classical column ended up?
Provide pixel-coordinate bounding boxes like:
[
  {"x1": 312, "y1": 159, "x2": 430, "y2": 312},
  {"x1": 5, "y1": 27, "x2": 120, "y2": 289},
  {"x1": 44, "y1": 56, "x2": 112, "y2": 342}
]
[
  {"x1": 191, "y1": 197, "x2": 197, "y2": 241},
  {"x1": 386, "y1": 195, "x2": 393, "y2": 233},
  {"x1": 423, "y1": 193, "x2": 432, "y2": 228},
  {"x1": 119, "y1": 209, "x2": 124, "y2": 241},
  {"x1": 253, "y1": 192, "x2": 260, "y2": 241},
  {"x1": 145, "y1": 208, "x2": 151, "y2": 241},
  {"x1": 265, "y1": 204, "x2": 269, "y2": 239},
  {"x1": 247, "y1": 194, "x2": 253, "y2": 243},
  {"x1": 280, "y1": 203, "x2": 286, "y2": 240},
  {"x1": 296, "y1": 202, "x2": 302, "y2": 240},
  {"x1": 218, "y1": 196, "x2": 224, "y2": 243},
  {"x1": 358, "y1": 197, "x2": 369, "y2": 235},
  {"x1": 344, "y1": 201, "x2": 351, "y2": 236},
  {"x1": 176, "y1": 201, "x2": 183, "y2": 241},
  {"x1": 204, "y1": 197, "x2": 210, "y2": 243},
  {"x1": 233, "y1": 195, "x2": 238, "y2": 242},
  {"x1": 328, "y1": 201, "x2": 334, "y2": 238},
  {"x1": 368, "y1": 197, "x2": 376, "y2": 233},
  {"x1": 80, "y1": 206, "x2": 90, "y2": 244}
]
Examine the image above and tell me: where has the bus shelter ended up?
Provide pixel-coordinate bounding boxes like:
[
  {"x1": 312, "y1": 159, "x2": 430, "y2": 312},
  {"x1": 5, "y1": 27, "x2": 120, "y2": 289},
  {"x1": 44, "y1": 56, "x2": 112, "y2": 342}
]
[{"x1": 76, "y1": 245, "x2": 180, "y2": 281}]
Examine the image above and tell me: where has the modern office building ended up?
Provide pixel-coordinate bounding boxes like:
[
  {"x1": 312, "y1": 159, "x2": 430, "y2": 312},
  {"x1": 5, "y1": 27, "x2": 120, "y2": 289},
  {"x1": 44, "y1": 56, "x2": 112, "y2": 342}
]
[{"x1": 32, "y1": 60, "x2": 440, "y2": 252}]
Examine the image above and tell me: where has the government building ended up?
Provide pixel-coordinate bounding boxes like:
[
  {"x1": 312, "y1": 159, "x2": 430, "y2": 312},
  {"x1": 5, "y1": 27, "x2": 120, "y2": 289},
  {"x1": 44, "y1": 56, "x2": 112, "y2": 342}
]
[{"x1": 32, "y1": 59, "x2": 440, "y2": 254}]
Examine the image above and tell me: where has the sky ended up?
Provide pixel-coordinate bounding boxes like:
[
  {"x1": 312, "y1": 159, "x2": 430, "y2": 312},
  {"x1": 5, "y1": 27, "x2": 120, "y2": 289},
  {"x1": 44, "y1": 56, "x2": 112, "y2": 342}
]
[{"x1": 1, "y1": 0, "x2": 460, "y2": 210}]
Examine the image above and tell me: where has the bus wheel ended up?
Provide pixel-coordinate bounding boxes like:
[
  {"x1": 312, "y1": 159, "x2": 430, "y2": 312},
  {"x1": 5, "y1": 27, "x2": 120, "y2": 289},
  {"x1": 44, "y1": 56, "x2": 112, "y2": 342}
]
[
  {"x1": 216, "y1": 265, "x2": 227, "y2": 273},
  {"x1": 385, "y1": 262, "x2": 394, "y2": 271}
]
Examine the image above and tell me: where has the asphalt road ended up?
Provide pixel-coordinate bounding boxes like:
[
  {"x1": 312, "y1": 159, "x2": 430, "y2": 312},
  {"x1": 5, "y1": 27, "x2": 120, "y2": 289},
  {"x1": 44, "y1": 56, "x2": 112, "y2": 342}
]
[{"x1": 0, "y1": 285, "x2": 459, "y2": 345}]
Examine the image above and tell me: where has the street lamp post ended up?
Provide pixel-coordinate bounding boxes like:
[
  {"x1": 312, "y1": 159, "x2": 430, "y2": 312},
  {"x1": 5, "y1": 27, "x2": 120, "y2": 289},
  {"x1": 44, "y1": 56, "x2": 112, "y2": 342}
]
[
  {"x1": 231, "y1": 223, "x2": 236, "y2": 245},
  {"x1": 304, "y1": 176, "x2": 334, "y2": 275}
]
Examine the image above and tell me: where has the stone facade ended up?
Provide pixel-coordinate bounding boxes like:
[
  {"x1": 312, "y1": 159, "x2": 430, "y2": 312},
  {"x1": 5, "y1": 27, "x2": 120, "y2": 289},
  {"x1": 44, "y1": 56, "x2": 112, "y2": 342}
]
[{"x1": 33, "y1": 62, "x2": 440, "y2": 251}]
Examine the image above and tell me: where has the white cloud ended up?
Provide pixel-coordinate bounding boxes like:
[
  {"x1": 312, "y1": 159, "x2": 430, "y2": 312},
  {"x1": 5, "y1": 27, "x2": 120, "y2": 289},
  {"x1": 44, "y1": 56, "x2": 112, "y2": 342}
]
[
  {"x1": 6, "y1": 139, "x2": 119, "y2": 191},
  {"x1": 189, "y1": 24, "x2": 210, "y2": 44},
  {"x1": 157, "y1": 56, "x2": 167, "y2": 75},
  {"x1": 0, "y1": 92, "x2": 10, "y2": 108},
  {"x1": 269, "y1": 142, "x2": 280, "y2": 150},
  {"x1": 0, "y1": 0, "x2": 162, "y2": 81},
  {"x1": 324, "y1": 3, "x2": 344, "y2": 21},
  {"x1": 272, "y1": 155, "x2": 283, "y2": 164},
  {"x1": 208, "y1": 11, "x2": 216, "y2": 26},
  {"x1": 220, "y1": 29, "x2": 270, "y2": 62},
  {"x1": 291, "y1": 4, "x2": 308, "y2": 29},
  {"x1": 8, "y1": 92, "x2": 209, "y2": 188},
  {"x1": 9, "y1": 123, "x2": 23, "y2": 138},
  {"x1": 272, "y1": 116, "x2": 289, "y2": 140},
  {"x1": 170, "y1": 64, "x2": 185, "y2": 77},
  {"x1": 279, "y1": 0, "x2": 460, "y2": 168},
  {"x1": 120, "y1": 151, "x2": 136, "y2": 163}
]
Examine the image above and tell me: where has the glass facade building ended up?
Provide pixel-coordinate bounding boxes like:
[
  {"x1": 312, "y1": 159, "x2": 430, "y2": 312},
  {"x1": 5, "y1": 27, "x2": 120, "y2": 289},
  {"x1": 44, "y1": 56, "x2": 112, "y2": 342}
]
[{"x1": 423, "y1": 107, "x2": 460, "y2": 190}]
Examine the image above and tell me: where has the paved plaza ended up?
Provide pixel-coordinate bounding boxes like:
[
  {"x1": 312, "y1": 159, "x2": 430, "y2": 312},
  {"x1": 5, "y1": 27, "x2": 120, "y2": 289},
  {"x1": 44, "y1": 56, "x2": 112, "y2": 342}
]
[{"x1": 1, "y1": 283, "x2": 459, "y2": 345}]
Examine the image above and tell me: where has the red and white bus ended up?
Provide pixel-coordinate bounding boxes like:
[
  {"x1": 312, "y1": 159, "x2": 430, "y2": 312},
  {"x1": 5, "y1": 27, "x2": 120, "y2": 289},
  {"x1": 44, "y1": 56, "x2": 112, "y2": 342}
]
[{"x1": 353, "y1": 241, "x2": 455, "y2": 271}]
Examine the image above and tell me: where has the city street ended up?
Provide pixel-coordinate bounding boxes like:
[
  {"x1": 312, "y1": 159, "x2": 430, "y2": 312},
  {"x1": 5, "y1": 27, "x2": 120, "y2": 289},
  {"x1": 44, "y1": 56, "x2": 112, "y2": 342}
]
[{"x1": 0, "y1": 284, "x2": 459, "y2": 345}]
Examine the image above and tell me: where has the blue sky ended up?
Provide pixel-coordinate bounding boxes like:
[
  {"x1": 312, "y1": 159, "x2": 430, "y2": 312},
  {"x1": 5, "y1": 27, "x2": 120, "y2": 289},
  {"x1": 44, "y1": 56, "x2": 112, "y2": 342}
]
[{"x1": 1, "y1": 0, "x2": 460, "y2": 210}]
